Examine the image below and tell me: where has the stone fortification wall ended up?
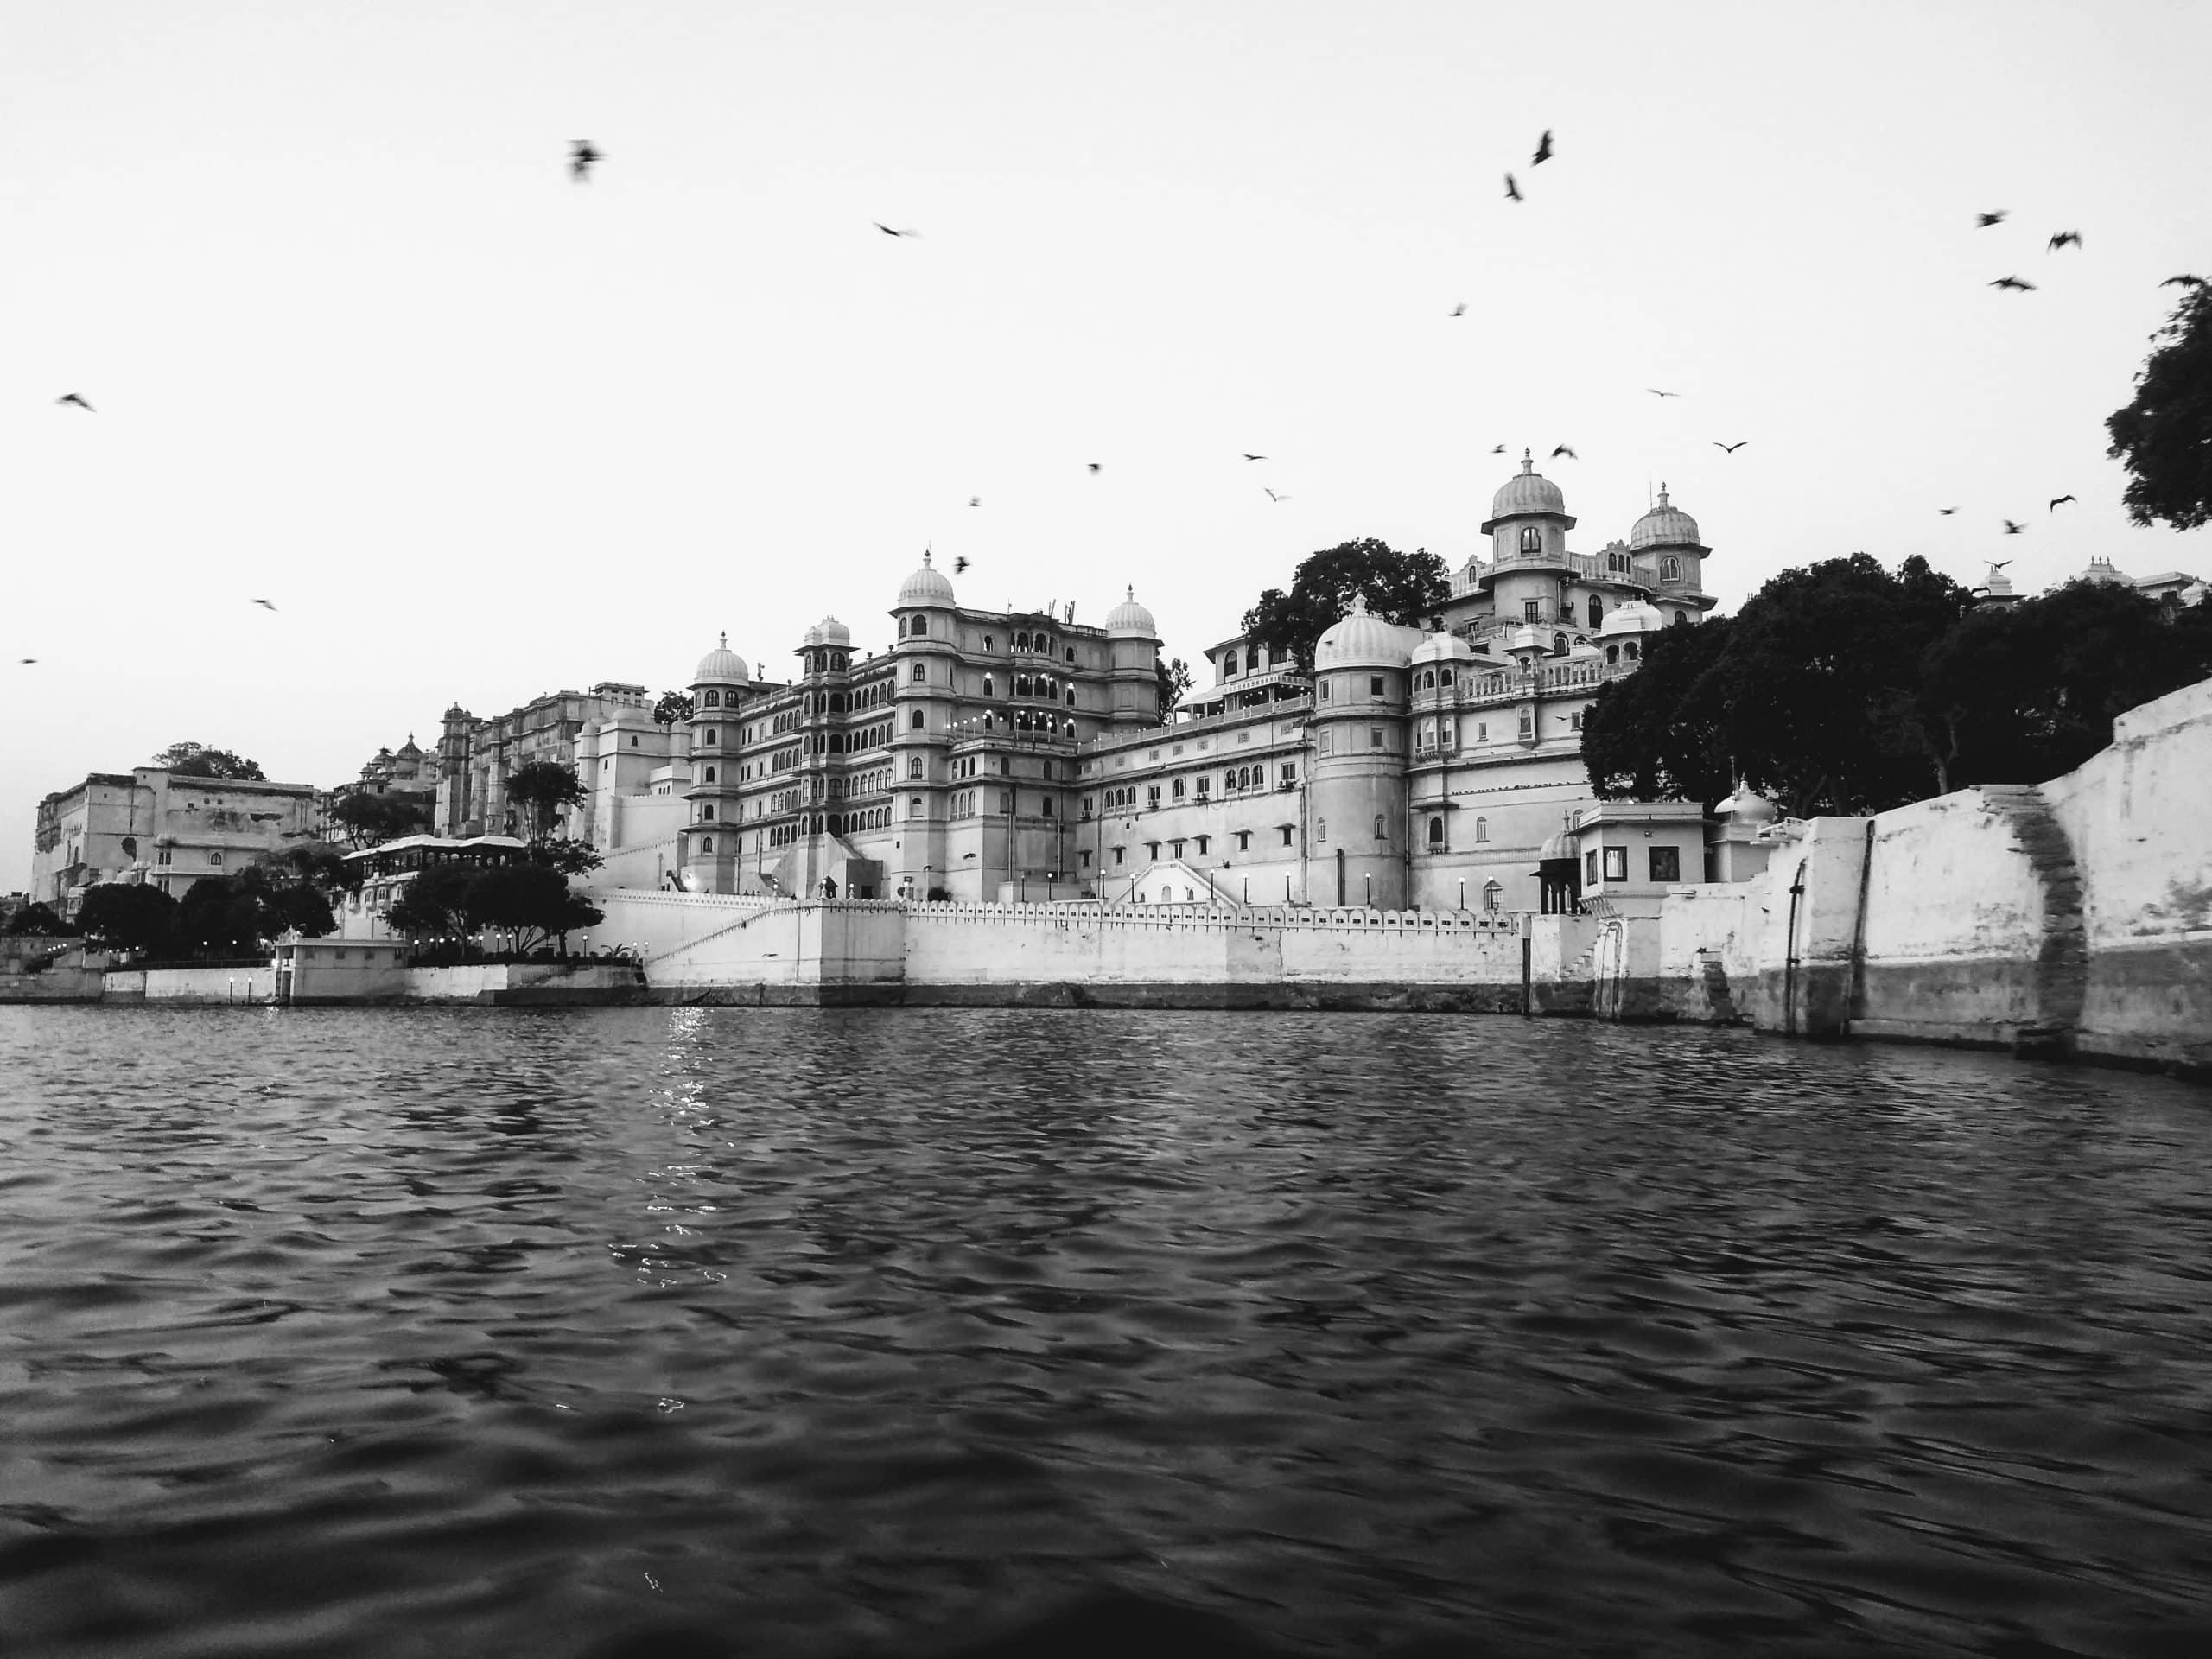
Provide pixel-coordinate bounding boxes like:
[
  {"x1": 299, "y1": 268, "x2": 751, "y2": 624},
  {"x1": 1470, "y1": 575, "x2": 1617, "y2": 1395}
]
[{"x1": 0, "y1": 939, "x2": 107, "y2": 1002}]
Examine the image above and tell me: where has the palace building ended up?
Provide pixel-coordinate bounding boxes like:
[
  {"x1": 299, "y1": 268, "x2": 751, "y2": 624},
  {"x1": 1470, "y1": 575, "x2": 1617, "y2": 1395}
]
[{"x1": 675, "y1": 454, "x2": 1726, "y2": 912}]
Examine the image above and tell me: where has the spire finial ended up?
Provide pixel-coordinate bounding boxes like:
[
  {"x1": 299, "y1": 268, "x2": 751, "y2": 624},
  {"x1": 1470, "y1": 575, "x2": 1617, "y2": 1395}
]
[
  {"x1": 1522, "y1": 448, "x2": 1534, "y2": 474},
  {"x1": 1657, "y1": 482, "x2": 1669, "y2": 507},
  {"x1": 1126, "y1": 584, "x2": 1135, "y2": 601},
  {"x1": 719, "y1": 631, "x2": 728, "y2": 649}
]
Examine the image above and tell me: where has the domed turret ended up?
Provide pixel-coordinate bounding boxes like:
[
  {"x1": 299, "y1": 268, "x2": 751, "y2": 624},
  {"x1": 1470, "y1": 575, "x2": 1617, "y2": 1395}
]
[
  {"x1": 1598, "y1": 600, "x2": 1664, "y2": 638},
  {"x1": 1539, "y1": 830, "x2": 1577, "y2": 861},
  {"x1": 803, "y1": 616, "x2": 853, "y2": 648},
  {"x1": 1630, "y1": 486, "x2": 1706, "y2": 552},
  {"x1": 899, "y1": 550, "x2": 957, "y2": 607},
  {"x1": 1105, "y1": 586, "x2": 1158, "y2": 638},
  {"x1": 1316, "y1": 601, "x2": 1421, "y2": 668},
  {"x1": 1409, "y1": 629, "x2": 1474, "y2": 669},
  {"x1": 1719, "y1": 783, "x2": 1778, "y2": 826},
  {"x1": 695, "y1": 632, "x2": 749, "y2": 683},
  {"x1": 1487, "y1": 450, "x2": 1567, "y2": 522}
]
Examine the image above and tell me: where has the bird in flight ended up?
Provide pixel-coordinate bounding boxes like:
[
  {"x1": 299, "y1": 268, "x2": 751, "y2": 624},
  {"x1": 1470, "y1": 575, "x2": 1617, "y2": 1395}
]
[
  {"x1": 1450, "y1": 302, "x2": 1466, "y2": 317},
  {"x1": 1647, "y1": 388, "x2": 1680, "y2": 398},
  {"x1": 1991, "y1": 276, "x2": 2037, "y2": 291},
  {"x1": 1491, "y1": 444, "x2": 1508, "y2": 454},
  {"x1": 1713, "y1": 441, "x2": 1749, "y2": 454},
  {"x1": 2048, "y1": 231, "x2": 2082, "y2": 251},
  {"x1": 18, "y1": 658, "x2": 35, "y2": 665},
  {"x1": 2162, "y1": 274, "x2": 2205, "y2": 288},
  {"x1": 1550, "y1": 444, "x2": 1576, "y2": 460},
  {"x1": 569, "y1": 141, "x2": 600, "y2": 181},
  {"x1": 874, "y1": 222, "x2": 920, "y2": 238},
  {"x1": 1939, "y1": 506, "x2": 1959, "y2": 515},
  {"x1": 1242, "y1": 453, "x2": 1267, "y2": 461},
  {"x1": 952, "y1": 556, "x2": 971, "y2": 574},
  {"x1": 1086, "y1": 462, "x2": 1103, "y2": 474},
  {"x1": 2049, "y1": 494, "x2": 2076, "y2": 511},
  {"x1": 2002, "y1": 520, "x2": 2025, "y2": 535},
  {"x1": 252, "y1": 598, "x2": 277, "y2": 610},
  {"x1": 1977, "y1": 210, "x2": 2008, "y2": 227},
  {"x1": 968, "y1": 496, "x2": 981, "y2": 507},
  {"x1": 56, "y1": 392, "x2": 93, "y2": 411},
  {"x1": 1503, "y1": 173, "x2": 1522, "y2": 203},
  {"x1": 1532, "y1": 130, "x2": 1554, "y2": 165},
  {"x1": 1989, "y1": 559, "x2": 2012, "y2": 571},
  {"x1": 1264, "y1": 488, "x2": 1289, "y2": 503}
]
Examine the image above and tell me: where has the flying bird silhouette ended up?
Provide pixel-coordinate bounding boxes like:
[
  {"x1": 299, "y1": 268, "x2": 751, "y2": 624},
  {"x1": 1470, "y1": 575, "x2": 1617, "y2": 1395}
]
[
  {"x1": 2162, "y1": 274, "x2": 2205, "y2": 287},
  {"x1": 1491, "y1": 444, "x2": 1508, "y2": 454},
  {"x1": 1939, "y1": 506, "x2": 1959, "y2": 515},
  {"x1": 1449, "y1": 302, "x2": 1465, "y2": 317},
  {"x1": 1087, "y1": 462, "x2": 1102, "y2": 474},
  {"x1": 1988, "y1": 560, "x2": 2012, "y2": 572},
  {"x1": 2049, "y1": 494, "x2": 2076, "y2": 511},
  {"x1": 968, "y1": 496, "x2": 981, "y2": 507},
  {"x1": 2002, "y1": 520, "x2": 2026, "y2": 535},
  {"x1": 18, "y1": 658, "x2": 35, "y2": 665},
  {"x1": 1532, "y1": 130, "x2": 1554, "y2": 165},
  {"x1": 1977, "y1": 210, "x2": 2008, "y2": 227},
  {"x1": 1550, "y1": 444, "x2": 1576, "y2": 460},
  {"x1": 2048, "y1": 231, "x2": 2082, "y2": 251},
  {"x1": 952, "y1": 556, "x2": 970, "y2": 574},
  {"x1": 1713, "y1": 441, "x2": 1749, "y2": 454},
  {"x1": 569, "y1": 140, "x2": 600, "y2": 181},
  {"x1": 1264, "y1": 488, "x2": 1289, "y2": 503},
  {"x1": 252, "y1": 598, "x2": 277, "y2": 610},
  {"x1": 1991, "y1": 276, "x2": 2037, "y2": 291},
  {"x1": 874, "y1": 222, "x2": 920, "y2": 238},
  {"x1": 1242, "y1": 453, "x2": 1267, "y2": 461},
  {"x1": 1647, "y1": 388, "x2": 1680, "y2": 398},
  {"x1": 1503, "y1": 173, "x2": 1522, "y2": 203},
  {"x1": 56, "y1": 393, "x2": 93, "y2": 411}
]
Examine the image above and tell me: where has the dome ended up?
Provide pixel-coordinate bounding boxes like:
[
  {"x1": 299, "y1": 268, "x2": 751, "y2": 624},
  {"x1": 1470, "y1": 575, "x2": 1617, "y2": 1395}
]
[
  {"x1": 1409, "y1": 629, "x2": 1475, "y2": 667},
  {"x1": 397, "y1": 734, "x2": 421, "y2": 756},
  {"x1": 1508, "y1": 622, "x2": 1548, "y2": 656},
  {"x1": 1539, "y1": 830, "x2": 1577, "y2": 861},
  {"x1": 803, "y1": 615, "x2": 852, "y2": 647},
  {"x1": 899, "y1": 550, "x2": 956, "y2": 607},
  {"x1": 1105, "y1": 586, "x2": 1159, "y2": 638},
  {"x1": 1315, "y1": 601, "x2": 1422, "y2": 668},
  {"x1": 1567, "y1": 637, "x2": 1605, "y2": 661},
  {"x1": 694, "y1": 632, "x2": 749, "y2": 683},
  {"x1": 1598, "y1": 599, "x2": 1665, "y2": 637},
  {"x1": 1719, "y1": 784, "x2": 1778, "y2": 825},
  {"x1": 2079, "y1": 556, "x2": 2130, "y2": 586},
  {"x1": 1630, "y1": 486, "x2": 1705, "y2": 551},
  {"x1": 1488, "y1": 450, "x2": 1567, "y2": 521}
]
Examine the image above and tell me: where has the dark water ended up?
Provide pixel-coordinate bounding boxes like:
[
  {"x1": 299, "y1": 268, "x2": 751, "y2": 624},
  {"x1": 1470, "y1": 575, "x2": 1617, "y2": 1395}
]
[{"x1": 3, "y1": 1009, "x2": 2211, "y2": 1659}]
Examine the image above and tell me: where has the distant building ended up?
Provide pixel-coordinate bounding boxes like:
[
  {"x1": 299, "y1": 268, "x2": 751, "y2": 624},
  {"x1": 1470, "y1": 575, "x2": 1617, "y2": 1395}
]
[
  {"x1": 435, "y1": 682, "x2": 685, "y2": 840},
  {"x1": 30, "y1": 770, "x2": 321, "y2": 917}
]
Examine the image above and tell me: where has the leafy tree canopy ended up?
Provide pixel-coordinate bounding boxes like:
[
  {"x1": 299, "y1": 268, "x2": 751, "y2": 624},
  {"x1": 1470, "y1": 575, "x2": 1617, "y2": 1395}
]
[
  {"x1": 505, "y1": 760, "x2": 586, "y2": 842},
  {"x1": 1157, "y1": 656, "x2": 1195, "y2": 710},
  {"x1": 526, "y1": 837, "x2": 605, "y2": 876},
  {"x1": 1580, "y1": 614, "x2": 1736, "y2": 806},
  {"x1": 175, "y1": 866, "x2": 336, "y2": 955},
  {"x1": 328, "y1": 790, "x2": 431, "y2": 849},
  {"x1": 75, "y1": 884, "x2": 180, "y2": 957},
  {"x1": 149, "y1": 742, "x2": 266, "y2": 780},
  {"x1": 2107, "y1": 280, "x2": 2212, "y2": 531},
  {"x1": 1241, "y1": 539, "x2": 1450, "y2": 674},
  {"x1": 3, "y1": 901, "x2": 74, "y2": 937},
  {"x1": 383, "y1": 861, "x2": 600, "y2": 955},
  {"x1": 653, "y1": 690, "x2": 696, "y2": 728}
]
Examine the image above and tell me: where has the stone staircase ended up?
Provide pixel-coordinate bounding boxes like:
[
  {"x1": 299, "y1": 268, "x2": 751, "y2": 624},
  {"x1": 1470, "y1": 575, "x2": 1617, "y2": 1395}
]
[
  {"x1": 1698, "y1": 953, "x2": 1741, "y2": 1023},
  {"x1": 1979, "y1": 783, "x2": 2088, "y2": 1055}
]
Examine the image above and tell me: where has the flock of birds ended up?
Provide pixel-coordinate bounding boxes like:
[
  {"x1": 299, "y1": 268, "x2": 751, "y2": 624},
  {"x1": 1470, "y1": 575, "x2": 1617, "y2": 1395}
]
[{"x1": 35, "y1": 134, "x2": 2211, "y2": 659}]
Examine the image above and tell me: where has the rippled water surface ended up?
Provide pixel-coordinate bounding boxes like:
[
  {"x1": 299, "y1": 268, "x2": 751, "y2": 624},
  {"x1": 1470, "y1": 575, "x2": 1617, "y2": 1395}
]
[{"x1": 4, "y1": 1007, "x2": 2212, "y2": 1658}]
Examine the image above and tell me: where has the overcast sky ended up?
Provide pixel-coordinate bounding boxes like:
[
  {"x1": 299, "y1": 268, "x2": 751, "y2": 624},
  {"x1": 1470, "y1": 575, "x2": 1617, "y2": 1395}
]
[{"x1": 6, "y1": 0, "x2": 2209, "y2": 891}]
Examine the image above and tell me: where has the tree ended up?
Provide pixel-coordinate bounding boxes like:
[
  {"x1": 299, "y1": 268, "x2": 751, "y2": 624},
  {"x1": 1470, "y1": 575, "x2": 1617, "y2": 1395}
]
[
  {"x1": 1157, "y1": 656, "x2": 1194, "y2": 712},
  {"x1": 177, "y1": 866, "x2": 337, "y2": 955},
  {"x1": 1580, "y1": 615, "x2": 1737, "y2": 806},
  {"x1": 2107, "y1": 280, "x2": 2212, "y2": 531},
  {"x1": 1922, "y1": 579, "x2": 2212, "y2": 790},
  {"x1": 328, "y1": 790, "x2": 431, "y2": 849},
  {"x1": 467, "y1": 865, "x2": 604, "y2": 955},
  {"x1": 653, "y1": 690, "x2": 696, "y2": 736},
  {"x1": 527, "y1": 837, "x2": 605, "y2": 876},
  {"x1": 75, "y1": 884, "x2": 180, "y2": 957},
  {"x1": 3, "y1": 901, "x2": 73, "y2": 937},
  {"x1": 504, "y1": 761, "x2": 586, "y2": 841},
  {"x1": 149, "y1": 742, "x2": 266, "y2": 780},
  {"x1": 1241, "y1": 539, "x2": 1451, "y2": 673},
  {"x1": 385, "y1": 862, "x2": 477, "y2": 941},
  {"x1": 257, "y1": 842, "x2": 353, "y2": 894}
]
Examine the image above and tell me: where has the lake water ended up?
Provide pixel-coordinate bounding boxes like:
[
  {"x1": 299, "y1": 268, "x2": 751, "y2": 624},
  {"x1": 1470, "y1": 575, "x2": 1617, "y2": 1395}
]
[{"x1": 3, "y1": 1006, "x2": 2210, "y2": 1659}]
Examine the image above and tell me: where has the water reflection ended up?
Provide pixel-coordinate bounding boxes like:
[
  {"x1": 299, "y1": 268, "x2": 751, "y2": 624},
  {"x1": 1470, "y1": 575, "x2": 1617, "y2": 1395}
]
[{"x1": 1, "y1": 1005, "x2": 2209, "y2": 1658}]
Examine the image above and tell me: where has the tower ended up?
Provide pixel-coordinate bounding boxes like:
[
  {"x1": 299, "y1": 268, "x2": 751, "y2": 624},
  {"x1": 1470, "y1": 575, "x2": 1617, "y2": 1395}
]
[{"x1": 681, "y1": 634, "x2": 751, "y2": 893}]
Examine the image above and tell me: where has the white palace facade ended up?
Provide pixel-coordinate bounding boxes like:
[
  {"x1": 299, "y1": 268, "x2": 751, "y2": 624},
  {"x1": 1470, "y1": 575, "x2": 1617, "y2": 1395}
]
[{"x1": 673, "y1": 452, "x2": 1726, "y2": 913}]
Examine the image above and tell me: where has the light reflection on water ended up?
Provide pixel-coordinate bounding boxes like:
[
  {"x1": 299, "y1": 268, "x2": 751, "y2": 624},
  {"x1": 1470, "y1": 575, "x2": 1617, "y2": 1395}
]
[{"x1": 3, "y1": 1005, "x2": 2210, "y2": 1659}]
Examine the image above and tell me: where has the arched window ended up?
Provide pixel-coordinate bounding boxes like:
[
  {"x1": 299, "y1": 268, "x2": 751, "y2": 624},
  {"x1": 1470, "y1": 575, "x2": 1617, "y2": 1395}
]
[
  {"x1": 910, "y1": 615, "x2": 928, "y2": 637},
  {"x1": 1476, "y1": 816, "x2": 1489, "y2": 843},
  {"x1": 911, "y1": 663, "x2": 925, "y2": 683},
  {"x1": 703, "y1": 689, "x2": 721, "y2": 707},
  {"x1": 701, "y1": 804, "x2": 715, "y2": 822},
  {"x1": 1662, "y1": 556, "x2": 1681, "y2": 582},
  {"x1": 1440, "y1": 668, "x2": 1453, "y2": 687},
  {"x1": 1587, "y1": 595, "x2": 1604, "y2": 629},
  {"x1": 1065, "y1": 720, "x2": 1077, "y2": 739},
  {"x1": 1554, "y1": 633, "x2": 1567, "y2": 656},
  {"x1": 704, "y1": 728, "x2": 717, "y2": 745},
  {"x1": 1624, "y1": 641, "x2": 1641, "y2": 660},
  {"x1": 1675, "y1": 608, "x2": 1688, "y2": 625},
  {"x1": 1422, "y1": 670, "x2": 1435, "y2": 690},
  {"x1": 911, "y1": 710, "x2": 925, "y2": 729},
  {"x1": 1483, "y1": 880, "x2": 1503, "y2": 912},
  {"x1": 907, "y1": 798, "x2": 922, "y2": 818},
  {"x1": 835, "y1": 653, "x2": 847, "y2": 671},
  {"x1": 1225, "y1": 651, "x2": 1240, "y2": 676},
  {"x1": 1015, "y1": 632, "x2": 1029, "y2": 652},
  {"x1": 703, "y1": 766, "x2": 716, "y2": 783},
  {"x1": 982, "y1": 674, "x2": 994, "y2": 696},
  {"x1": 1520, "y1": 525, "x2": 1541, "y2": 553},
  {"x1": 1427, "y1": 817, "x2": 1444, "y2": 847},
  {"x1": 1065, "y1": 690, "x2": 1077, "y2": 706},
  {"x1": 1373, "y1": 815, "x2": 1386, "y2": 840},
  {"x1": 908, "y1": 757, "x2": 923, "y2": 779},
  {"x1": 1605, "y1": 645, "x2": 1619, "y2": 664}
]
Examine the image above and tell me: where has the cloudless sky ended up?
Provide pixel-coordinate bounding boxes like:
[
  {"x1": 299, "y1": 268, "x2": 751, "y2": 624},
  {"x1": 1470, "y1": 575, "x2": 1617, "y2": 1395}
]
[{"x1": 7, "y1": 0, "x2": 2209, "y2": 890}]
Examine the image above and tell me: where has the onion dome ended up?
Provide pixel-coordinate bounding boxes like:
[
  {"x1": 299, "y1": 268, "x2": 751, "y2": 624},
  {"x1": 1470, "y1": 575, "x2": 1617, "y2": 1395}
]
[
  {"x1": 899, "y1": 549, "x2": 957, "y2": 607},
  {"x1": 694, "y1": 632, "x2": 750, "y2": 683},
  {"x1": 1488, "y1": 449, "x2": 1567, "y2": 520},
  {"x1": 1409, "y1": 628, "x2": 1475, "y2": 668},
  {"x1": 1105, "y1": 586, "x2": 1159, "y2": 638},
  {"x1": 802, "y1": 615, "x2": 853, "y2": 647},
  {"x1": 1316, "y1": 600, "x2": 1422, "y2": 668},
  {"x1": 1539, "y1": 830, "x2": 1577, "y2": 861},
  {"x1": 1597, "y1": 599, "x2": 1665, "y2": 637},
  {"x1": 397, "y1": 734, "x2": 421, "y2": 756},
  {"x1": 1630, "y1": 485, "x2": 1706, "y2": 551},
  {"x1": 1719, "y1": 783, "x2": 1778, "y2": 825}
]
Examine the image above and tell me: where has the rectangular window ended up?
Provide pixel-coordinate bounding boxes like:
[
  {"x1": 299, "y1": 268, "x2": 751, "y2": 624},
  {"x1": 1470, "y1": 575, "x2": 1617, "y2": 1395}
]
[
  {"x1": 1113, "y1": 847, "x2": 1125, "y2": 864},
  {"x1": 1603, "y1": 847, "x2": 1628, "y2": 881},
  {"x1": 1370, "y1": 728, "x2": 1384, "y2": 750},
  {"x1": 1523, "y1": 600, "x2": 1541, "y2": 621},
  {"x1": 1236, "y1": 831, "x2": 1250, "y2": 851},
  {"x1": 1080, "y1": 849, "x2": 1092, "y2": 867},
  {"x1": 1370, "y1": 675, "x2": 1384, "y2": 698},
  {"x1": 1147, "y1": 842, "x2": 1160, "y2": 859},
  {"x1": 1196, "y1": 836, "x2": 1210, "y2": 855},
  {"x1": 999, "y1": 791, "x2": 1013, "y2": 814},
  {"x1": 1649, "y1": 845, "x2": 1681, "y2": 882},
  {"x1": 1319, "y1": 730, "x2": 1332, "y2": 754},
  {"x1": 1147, "y1": 785, "x2": 1161, "y2": 808},
  {"x1": 1477, "y1": 721, "x2": 1488, "y2": 741},
  {"x1": 1171, "y1": 839, "x2": 1185, "y2": 858},
  {"x1": 1280, "y1": 827, "x2": 1294, "y2": 847},
  {"x1": 1041, "y1": 797, "x2": 1053, "y2": 817},
  {"x1": 1279, "y1": 763, "x2": 1296, "y2": 786},
  {"x1": 1586, "y1": 849, "x2": 1599, "y2": 885}
]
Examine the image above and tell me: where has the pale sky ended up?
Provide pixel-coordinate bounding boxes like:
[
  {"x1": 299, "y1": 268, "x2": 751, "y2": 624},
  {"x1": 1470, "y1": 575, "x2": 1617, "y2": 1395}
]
[{"x1": 7, "y1": 0, "x2": 2209, "y2": 891}]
